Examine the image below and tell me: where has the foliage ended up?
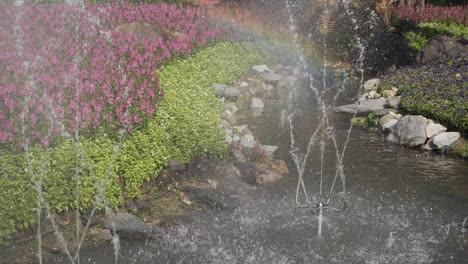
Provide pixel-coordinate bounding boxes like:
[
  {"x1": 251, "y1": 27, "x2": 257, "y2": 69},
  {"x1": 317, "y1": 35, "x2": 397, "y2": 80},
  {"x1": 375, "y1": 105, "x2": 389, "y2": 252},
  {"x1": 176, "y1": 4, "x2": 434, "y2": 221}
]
[
  {"x1": 0, "y1": 2, "x2": 221, "y2": 146},
  {"x1": 449, "y1": 138, "x2": 468, "y2": 159},
  {"x1": 380, "y1": 57, "x2": 468, "y2": 134},
  {"x1": 391, "y1": 4, "x2": 467, "y2": 25},
  {"x1": 0, "y1": 41, "x2": 267, "y2": 244},
  {"x1": 403, "y1": 22, "x2": 468, "y2": 51}
]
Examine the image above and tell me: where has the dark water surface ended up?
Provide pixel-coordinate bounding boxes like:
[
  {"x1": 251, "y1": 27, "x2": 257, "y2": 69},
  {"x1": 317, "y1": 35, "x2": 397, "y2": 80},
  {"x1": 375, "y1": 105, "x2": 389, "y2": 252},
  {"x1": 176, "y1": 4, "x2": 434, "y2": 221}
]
[{"x1": 48, "y1": 75, "x2": 468, "y2": 264}]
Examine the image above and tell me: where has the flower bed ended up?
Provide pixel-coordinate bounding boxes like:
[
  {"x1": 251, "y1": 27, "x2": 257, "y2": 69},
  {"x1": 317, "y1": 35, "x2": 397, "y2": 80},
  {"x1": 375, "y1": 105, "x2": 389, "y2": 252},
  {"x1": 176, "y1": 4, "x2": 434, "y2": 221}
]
[
  {"x1": 0, "y1": 2, "x2": 222, "y2": 146},
  {"x1": 380, "y1": 57, "x2": 468, "y2": 134},
  {"x1": 391, "y1": 5, "x2": 467, "y2": 25}
]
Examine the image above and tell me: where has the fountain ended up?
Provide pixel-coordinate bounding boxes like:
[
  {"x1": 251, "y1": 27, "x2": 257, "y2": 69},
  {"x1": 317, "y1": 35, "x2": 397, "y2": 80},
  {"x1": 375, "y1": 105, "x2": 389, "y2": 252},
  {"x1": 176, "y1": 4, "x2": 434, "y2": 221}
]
[{"x1": 1, "y1": 0, "x2": 467, "y2": 263}]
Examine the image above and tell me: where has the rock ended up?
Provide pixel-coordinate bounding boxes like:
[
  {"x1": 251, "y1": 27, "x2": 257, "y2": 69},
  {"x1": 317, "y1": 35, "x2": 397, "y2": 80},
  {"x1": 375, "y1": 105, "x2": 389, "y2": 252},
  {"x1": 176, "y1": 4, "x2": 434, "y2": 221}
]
[
  {"x1": 262, "y1": 82, "x2": 274, "y2": 92},
  {"x1": 373, "y1": 108, "x2": 397, "y2": 117},
  {"x1": 184, "y1": 187, "x2": 240, "y2": 210},
  {"x1": 233, "y1": 161, "x2": 257, "y2": 185},
  {"x1": 212, "y1": 83, "x2": 240, "y2": 98},
  {"x1": 125, "y1": 199, "x2": 147, "y2": 215},
  {"x1": 427, "y1": 132, "x2": 460, "y2": 150},
  {"x1": 232, "y1": 134, "x2": 241, "y2": 145},
  {"x1": 374, "y1": 93, "x2": 382, "y2": 99},
  {"x1": 335, "y1": 98, "x2": 386, "y2": 114},
  {"x1": 364, "y1": 79, "x2": 381, "y2": 91},
  {"x1": 225, "y1": 103, "x2": 239, "y2": 114},
  {"x1": 224, "y1": 109, "x2": 236, "y2": 125},
  {"x1": 417, "y1": 35, "x2": 468, "y2": 64},
  {"x1": 271, "y1": 160, "x2": 289, "y2": 176},
  {"x1": 89, "y1": 228, "x2": 113, "y2": 241},
  {"x1": 233, "y1": 125, "x2": 248, "y2": 133},
  {"x1": 393, "y1": 115, "x2": 428, "y2": 147},
  {"x1": 103, "y1": 211, "x2": 153, "y2": 240},
  {"x1": 391, "y1": 87, "x2": 399, "y2": 94},
  {"x1": 239, "y1": 82, "x2": 249, "y2": 88},
  {"x1": 243, "y1": 128, "x2": 254, "y2": 136},
  {"x1": 383, "y1": 89, "x2": 396, "y2": 98},
  {"x1": 218, "y1": 173, "x2": 256, "y2": 195},
  {"x1": 385, "y1": 96, "x2": 401, "y2": 109},
  {"x1": 261, "y1": 72, "x2": 282, "y2": 84},
  {"x1": 187, "y1": 156, "x2": 217, "y2": 179},
  {"x1": 42, "y1": 235, "x2": 63, "y2": 254},
  {"x1": 224, "y1": 128, "x2": 233, "y2": 137},
  {"x1": 250, "y1": 97, "x2": 265, "y2": 109},
  {"x1": 168, "y1": 158, "x2": 185, "y2": 172},
  {"x1": 382, "y1": 119, "x2": 398, "y2": 132},
  {"x1": 221, "y1": 119, "x2": 231, "y2": 129},
  {"x1": 256, "y1": 171, "x2": 283, "y2": 184},
  {"x1": 225, "y1": 134, "x2": 233, "y2": 145},
  {"x1": 425, "y1": 121, "x2": 447, "y2": 138},
  {"x1": 385, "y1": 131, "x2": 399, "y2": 143},
  {"x1": 369, "y1": 90, "x2": 377, "y2": 98},
  {"x1": 379, "y1": 114, "x2": 395, "y2": 127},
  {"x1": 251, "y1": 64, "x2": 272, "y2": 74},
  {"x1": 252, "y1": 144, "x2": 278, "y2": 162},
  {"x1": 240, "y1": 135, "x2": 256, "y2": 149}
]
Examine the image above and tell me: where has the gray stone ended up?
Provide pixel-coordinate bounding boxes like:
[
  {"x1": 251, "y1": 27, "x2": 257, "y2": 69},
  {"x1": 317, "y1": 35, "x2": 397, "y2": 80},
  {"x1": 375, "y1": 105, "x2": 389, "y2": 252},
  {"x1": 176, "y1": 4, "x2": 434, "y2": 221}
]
[
  {"x1": 261, "y1": 72, "x2": 282, "y2": 84},
  {"x1": 417, "y1": 35, "x2": 468, "y2": 64},
  {"x1": 184, "y1": 187, "x2": 240, "y2": 210},
  {"x1": 232, "y1": 134, "x2": 241, "y2": 144},
  {"x1": 385, "y1": 96, "x2": 401, "y2": 109},
  {"x1": 221, "y1": 119, "x2": 231, "y2": 129},
  {"x1": 374, "y1": 93, "x2": 382, "y2": 99},
  {"x1": 240, "y1": 135, "x2": 255, "y2": 148},
  {"x1": 379, "y1": 114, "x2": 395, "y2": 127},
  {"x1": 382, "y1": 119, "x2": 398, "y2": 132},
  {"x1": 42, "y1": 235, "x2": 63, "y2": 254},
  {"x1": 225, "y1": 103, "x2": 239, "y2": 114},
  {"x1": 168, "y1": 158, "x2": 185, "y2": 172},
  {"x1": 262, "y1": 82, "x2": 274, "y2": 92},
  {"x1": 224, "y1": 109, "x2": 236, "y2": 125},
  {"x1": 239, "y1": 82, "x2": 249, "y2": 88},
  {"x1": 430, "y1": 132, "x2": 460, "y2": 149},
  {"x1": 250, "y1": 97, "x2": 264, "y2": 109},
  {"x1": 364, "y1": 79, "x2": 381, "y2": 91},
  {"x1": 256, "y1": 171, "x2": 283, "y2": 184},
  {"x1": 103, "y1": 211, "x2": 153, "y2": 240},
  {"x1": 335, "y1": 98, "x2": 386, "y2": 114},
  {"x1": 225, "y1": 134, "x2": 233, "y2": 145},
  {"x1": 425, "y1": 121, "x2": 447, "y2": 138},
  {"x1": 252, "y1": 64, "x2": 272, "y2": 74},
  {"x1": 233, "y1": 125, "x2": 248, "y2": 133},
  {"x1": 385, "y1": 131, "x2": 399, "y2": 144},
  {"x1": 212, "y1": 83, "x2": 240, "y2": 98},
  {"x1": 373, "y1": 108, "x2": 398, "y2": 117},
  {"x1": 393, "y1": 115, "x2": 428, "y2": 147},
  {"x1": 383, "y1": 89, "x2": 396, "y2": 98},
  {"x1": 89, "y1": 228, "x2": 113, "y2": 241},
  {"x1": 369, "y1": 90, "x2": 377, "y2": 98}
]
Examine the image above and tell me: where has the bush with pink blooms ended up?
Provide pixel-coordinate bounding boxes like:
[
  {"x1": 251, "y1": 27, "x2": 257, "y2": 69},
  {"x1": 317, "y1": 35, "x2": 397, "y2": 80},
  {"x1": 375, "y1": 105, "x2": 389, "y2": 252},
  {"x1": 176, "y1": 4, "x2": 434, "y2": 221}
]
[
  {"x1": 391, "y1": 5, "x2": 467, "y2": 25},
  {"x1": 0, "y1": 2, "x2": 222, "y2": 146}
]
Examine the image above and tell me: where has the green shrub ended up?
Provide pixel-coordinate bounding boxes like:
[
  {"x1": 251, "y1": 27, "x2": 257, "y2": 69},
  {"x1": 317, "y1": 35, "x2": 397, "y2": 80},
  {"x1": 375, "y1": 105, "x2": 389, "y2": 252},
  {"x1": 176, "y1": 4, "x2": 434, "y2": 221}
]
[
  {"x1": 403, "y1": 22, "x2": 468, "y2": 51},
  {"x1": 0, "y1": 42, "x2": 268, "y2": 243}
]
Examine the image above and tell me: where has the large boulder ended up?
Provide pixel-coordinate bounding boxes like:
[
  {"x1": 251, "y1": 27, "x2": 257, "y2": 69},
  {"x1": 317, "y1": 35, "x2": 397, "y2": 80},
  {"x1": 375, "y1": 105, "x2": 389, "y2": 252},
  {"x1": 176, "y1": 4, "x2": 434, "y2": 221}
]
[
  {"x1": 103, "y1": 211, "x2": 153, "y2": 240},
  {"x1": 393, "y1": 115, "x2": 428, "y2": 147},
  {"x1": 364, "y1": 79, "x2": 381, "y2": 91},
  {"x1": 417, "y1": 35, "x2": 468, "y2": 64},
  {"x1": 425, "y1": 121, "x2": 447, "y2": 139},
  {"x1": 425, "y1": 132, "x2": 460, "y2": 150}
]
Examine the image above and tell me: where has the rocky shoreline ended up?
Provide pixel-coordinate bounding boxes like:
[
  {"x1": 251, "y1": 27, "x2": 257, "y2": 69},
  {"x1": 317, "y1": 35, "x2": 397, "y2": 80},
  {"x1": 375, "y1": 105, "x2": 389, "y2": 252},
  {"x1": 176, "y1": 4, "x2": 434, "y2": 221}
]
[{"x1": 336, "y1": 78, "x2": 462, "y2": 153}]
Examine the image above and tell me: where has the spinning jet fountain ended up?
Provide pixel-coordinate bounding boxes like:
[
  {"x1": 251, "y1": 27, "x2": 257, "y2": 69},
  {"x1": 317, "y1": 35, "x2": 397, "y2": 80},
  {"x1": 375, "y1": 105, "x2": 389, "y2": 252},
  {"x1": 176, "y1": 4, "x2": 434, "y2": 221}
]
[{"x1": 284, "y1": 0, "x2": 367, "y2": 237}]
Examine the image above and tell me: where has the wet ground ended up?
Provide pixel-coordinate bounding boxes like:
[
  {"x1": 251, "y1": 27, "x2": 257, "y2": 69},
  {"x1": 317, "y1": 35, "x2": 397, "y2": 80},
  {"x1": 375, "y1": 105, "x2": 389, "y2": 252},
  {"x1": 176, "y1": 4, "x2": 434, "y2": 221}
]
[{"x1": 48, "y1": 74, "x2": 468, "y2": 264}]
